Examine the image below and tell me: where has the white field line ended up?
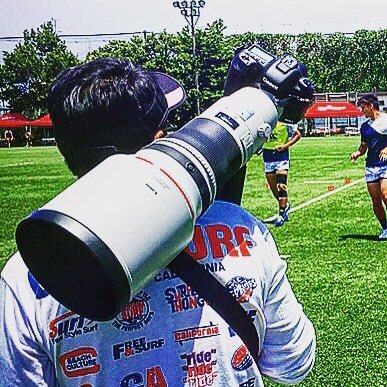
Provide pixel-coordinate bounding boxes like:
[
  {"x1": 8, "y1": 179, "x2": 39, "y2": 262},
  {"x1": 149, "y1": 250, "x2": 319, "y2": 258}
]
[
  {"x1": 0, "y1": 162, "x2": 34, "y2": 168},
  {"x1": 264, "y1": 178, "x2": 364, "y2": 222}
]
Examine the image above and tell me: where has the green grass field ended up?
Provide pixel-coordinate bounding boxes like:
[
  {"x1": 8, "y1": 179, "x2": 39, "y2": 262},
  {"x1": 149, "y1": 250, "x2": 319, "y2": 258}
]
[{"x1": 1, "y1": 137, "x2": 386, "y2": 386}]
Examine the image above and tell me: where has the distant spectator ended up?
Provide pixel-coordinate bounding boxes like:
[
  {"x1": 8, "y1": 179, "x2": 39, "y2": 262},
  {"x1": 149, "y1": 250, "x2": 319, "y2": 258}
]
[
  {"x1": 4, "y1": 129, "x2": 13, "y2": 148},
  {"x1": 25, "y1": 129, "x2": 33, "y2": 147}
]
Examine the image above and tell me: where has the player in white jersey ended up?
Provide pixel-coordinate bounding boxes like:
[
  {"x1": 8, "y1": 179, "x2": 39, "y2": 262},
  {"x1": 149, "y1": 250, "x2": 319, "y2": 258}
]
[{"x1": 0, "y1": 57, "x2": 315, "y2": 386}]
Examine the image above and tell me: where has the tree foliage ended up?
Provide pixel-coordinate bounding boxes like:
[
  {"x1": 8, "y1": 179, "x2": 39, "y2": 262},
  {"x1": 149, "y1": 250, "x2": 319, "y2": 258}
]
[
  {"x1": 1, "y1": 19, "x2": 386, "y2": 121},
  {"x1": 0, "y1": 21, "x2": 78, "y2": 118},
  {"x1": 295, "y1": 30, "x2": 387, "y2": 93}
]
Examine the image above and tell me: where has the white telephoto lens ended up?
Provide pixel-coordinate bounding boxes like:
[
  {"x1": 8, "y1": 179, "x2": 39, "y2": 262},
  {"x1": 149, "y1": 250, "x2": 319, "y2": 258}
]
[{"x1": 17, "y1": 153, "x2": 202, "y2": 320}]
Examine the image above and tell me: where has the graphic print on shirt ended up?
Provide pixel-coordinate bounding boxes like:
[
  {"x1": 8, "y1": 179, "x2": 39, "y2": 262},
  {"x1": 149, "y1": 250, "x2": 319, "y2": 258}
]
[
  {"x1": 112, "y1": 290, "x2": 155, "y2": 332},
  {"x1": 119, "y1": 365, "x2": 167, "y2": 387},
  {"x1": 180, "y1": 348, "x2": 218, "y2": 386},
  {"x1": 185, "y1": 224, "x2": 255, "y2": 260},
  {"x1": 59, "y1": 347, "x2": 101, "y2": 378},
  {"x1": 154, "y1": 260, "x2": 225, "y2": 283},
  {"x1": 164, "y1": 283, "x2": 206, "y2": 313},
  {"x1": 231, "y1": 345, "x2": 254, "y2": 372},
  {"x1": 49, "y1": 311, "x2": 98, "y2": 344},
  {"x1": 226, "y1": 276, "x2": 257, "y2": 303},
  {"x1": 174, "y1": 323, "x2": 220, "y2": 346},
  {"x1": 112, "y1": 336, "x2": 165, "y2": 360}
]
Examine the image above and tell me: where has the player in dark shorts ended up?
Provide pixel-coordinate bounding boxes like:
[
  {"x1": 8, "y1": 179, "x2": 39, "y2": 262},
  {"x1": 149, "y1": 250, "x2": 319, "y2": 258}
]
[{"x1": 262, "y1": 121, "x2": 301, "y2": 227}]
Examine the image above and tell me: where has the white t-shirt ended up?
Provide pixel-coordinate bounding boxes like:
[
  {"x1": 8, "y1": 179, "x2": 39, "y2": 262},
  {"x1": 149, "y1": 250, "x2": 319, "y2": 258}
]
[
  {"x1": 370, "y1": 112, "x2": 387, "y2": 135},
  {"x1": 0, "y1": 201, "x2": 315, "y2": 386}
]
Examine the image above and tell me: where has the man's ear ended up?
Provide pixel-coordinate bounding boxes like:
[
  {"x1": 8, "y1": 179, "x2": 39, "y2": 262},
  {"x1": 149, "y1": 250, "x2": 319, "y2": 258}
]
[{"x1": 153, "y1": 129, "x2": 165, "y2": 141}]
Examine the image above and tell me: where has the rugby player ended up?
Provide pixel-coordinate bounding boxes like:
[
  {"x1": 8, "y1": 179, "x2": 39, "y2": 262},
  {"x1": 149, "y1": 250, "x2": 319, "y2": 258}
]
[{"x1": 350, "y1": 93, "x2": 387, "y2": 240}]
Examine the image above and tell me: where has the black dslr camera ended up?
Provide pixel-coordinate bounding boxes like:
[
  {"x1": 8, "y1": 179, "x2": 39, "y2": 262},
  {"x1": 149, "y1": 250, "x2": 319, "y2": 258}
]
[{"x1": 224, "y1": 44, "x2": 314, "y2": 125}]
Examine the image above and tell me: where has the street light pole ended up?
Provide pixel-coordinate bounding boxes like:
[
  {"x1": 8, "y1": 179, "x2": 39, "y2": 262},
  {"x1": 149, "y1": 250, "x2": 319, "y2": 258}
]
[
  {"x1": 173, "y1": 0, "x2": 206, "y2": 115},
  {"x1": 189, "y1": 9, "x2": 200, "y2": 116}
]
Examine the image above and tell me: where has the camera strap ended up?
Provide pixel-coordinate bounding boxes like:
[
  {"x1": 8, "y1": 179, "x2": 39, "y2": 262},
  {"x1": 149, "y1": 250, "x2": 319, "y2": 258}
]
[{"x1": 168, "y1": 251, "x2": 260, "y2": 364}]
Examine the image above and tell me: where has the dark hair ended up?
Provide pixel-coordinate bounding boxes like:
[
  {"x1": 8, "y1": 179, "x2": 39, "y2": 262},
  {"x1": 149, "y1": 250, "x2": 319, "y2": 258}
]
[
  {"x1": 47, "y1": 58, "x2": 167, "y2": 176},
  {"x1": 357, "y1": 93, "x2": 379, "y2": 110}
]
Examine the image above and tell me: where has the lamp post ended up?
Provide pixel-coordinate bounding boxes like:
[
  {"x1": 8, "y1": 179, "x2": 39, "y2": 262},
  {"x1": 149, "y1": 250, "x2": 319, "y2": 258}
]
[{"x1": 173, "y1": 0, "x2": 206, "y2": 115}]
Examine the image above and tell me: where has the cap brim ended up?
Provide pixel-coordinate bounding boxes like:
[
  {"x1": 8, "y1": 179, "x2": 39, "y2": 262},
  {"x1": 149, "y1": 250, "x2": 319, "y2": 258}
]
[{"x1": 153, "y1": 72, "x2": 186, "y2": 111}]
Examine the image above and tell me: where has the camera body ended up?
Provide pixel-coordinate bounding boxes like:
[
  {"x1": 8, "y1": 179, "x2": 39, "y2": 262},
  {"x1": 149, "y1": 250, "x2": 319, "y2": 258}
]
[{"x1": 224, "y1": 43, "x2": 314, "y2": 124}]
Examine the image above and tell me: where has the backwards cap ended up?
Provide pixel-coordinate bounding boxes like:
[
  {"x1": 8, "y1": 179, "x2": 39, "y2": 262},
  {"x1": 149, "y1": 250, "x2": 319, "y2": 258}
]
[{"x1": 141, "y1": 72, "x2": 186, "y2": 134}]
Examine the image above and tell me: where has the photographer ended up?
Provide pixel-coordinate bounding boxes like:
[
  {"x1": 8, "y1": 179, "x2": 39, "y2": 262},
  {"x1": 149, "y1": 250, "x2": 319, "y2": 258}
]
[{"x1": 0, "y1": 56, "x2": 315, "y2": 386}]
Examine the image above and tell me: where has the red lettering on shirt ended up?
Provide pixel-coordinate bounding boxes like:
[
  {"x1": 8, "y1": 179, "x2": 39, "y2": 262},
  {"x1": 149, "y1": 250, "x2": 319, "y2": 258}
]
[
  {"x1": 206, "y1": 224, "x2": 239, "y2": 258},
  {"x1": 146, "y1": 365, "x2": 167, "y2": 387}
]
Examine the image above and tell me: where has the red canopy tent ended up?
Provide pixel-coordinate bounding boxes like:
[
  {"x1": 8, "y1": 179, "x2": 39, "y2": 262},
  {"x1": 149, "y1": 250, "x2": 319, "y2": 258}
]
[
  {"x1": 30, "y1": 114, "x2": 52, "y2": 127},
  {"x1": 305, "y1": 101, "x2": 363, "y2": 118},
  {"x1": 0, "y1": 113, "x2": 31, "y2": 128}
]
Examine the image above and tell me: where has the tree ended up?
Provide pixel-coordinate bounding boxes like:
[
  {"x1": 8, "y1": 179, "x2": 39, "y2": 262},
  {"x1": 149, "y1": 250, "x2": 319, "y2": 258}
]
[
  {"x1": 195, "y1": 20, "x2": 232, "y2": 109},
  {"x1": 347, "y1": 29, "x2": 387, "y2": 92},
  {"x1": 296, "y1": 30, "x2": 387, "y2": 93},
  {"x1": 0, "y1": 21, "x2": 79, "y2": 118}
]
